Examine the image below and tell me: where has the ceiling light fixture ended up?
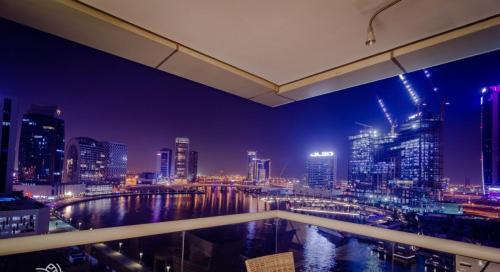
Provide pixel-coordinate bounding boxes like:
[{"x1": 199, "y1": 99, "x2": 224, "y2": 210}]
[{"x1": 366, "y1": 0, "x2": 403, "y2": 46}]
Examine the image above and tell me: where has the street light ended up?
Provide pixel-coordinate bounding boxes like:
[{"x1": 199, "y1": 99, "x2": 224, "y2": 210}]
[
  {"x1": 78, "y1": 222, "x2": 82, "y2": 230},
  {"x1": 118, "y1": 242, "x2": 123, "y2": 252},
  {"x1": 165, "y1": 265, "x2": 171, "y2": 272},
  {"x1": 139, "y1": 252, "x2": 143, "y2": 264}
]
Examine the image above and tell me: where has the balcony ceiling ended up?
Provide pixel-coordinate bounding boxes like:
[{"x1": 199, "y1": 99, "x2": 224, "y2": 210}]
[{"x1": 1, "y1": 0, "x2": 500, "y2": 106}]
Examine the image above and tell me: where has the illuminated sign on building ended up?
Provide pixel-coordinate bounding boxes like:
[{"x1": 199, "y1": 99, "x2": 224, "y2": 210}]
[{"x1": 310, "y1": 151, "x2": 334, "y2": 157}]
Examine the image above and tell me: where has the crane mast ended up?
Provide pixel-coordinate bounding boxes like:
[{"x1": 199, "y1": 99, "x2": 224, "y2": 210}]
[
  {"x1": 398, "y1": 74, "x2": 421, "y2": 106},
  {"x1": 377, "y1": 97, "x2": 396, "y2": 134}
]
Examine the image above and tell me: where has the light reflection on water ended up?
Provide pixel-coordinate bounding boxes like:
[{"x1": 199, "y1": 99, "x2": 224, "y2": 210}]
[
  {"x1": 61, "y1": 189, "x2": 417, "y2": 272},
  {"x1": 302, "y1": 226, "x2": 336, "y2": 271}
]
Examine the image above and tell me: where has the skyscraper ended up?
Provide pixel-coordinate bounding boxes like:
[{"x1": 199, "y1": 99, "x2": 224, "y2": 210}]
[
  {"x1": 247, "y1": 151, "x2": 257, "y2": 181},
  {"x1": 348, "y1": 129, "x2": 396, "y2": 197},
  {"x1": 246, "y1": 151, "x2": 271, "y2": 183},
  {"x1": 102, "y1": 141, "x2": 128, "y2": 184},
  {"x1": 349, "y1": 129, "x2": 379, "y2": 192},
  {"x1": 156, "y1": 148, "x2": 172, "y2": 181},
  {"x1": 0, "y1": 97, "x2": 17, "y2": 193},
  {"x1": 306, "y1": 151, "x2": 337, "y2": 188},
  {"x1": 18, "y1": 105, "x2": 64, "y2": 185},
  {"x1": 481, "y1": 85, "x2": 500, "y2": 195},
  {"x1": 396, "y1": 111, "x2": 442, "y2": 191},
  {"x1": 174, "y1": 137, "x2": 190, "y2": 180},
  {"x1": 255, "y1": 158, "x2": 271, "y2": 182},
  {"x1": 64, "y1": 137, "x2": 106, "y2": 184},
  {"x1": 188, "y1": 150, "x2": 198, "y2": 182}
]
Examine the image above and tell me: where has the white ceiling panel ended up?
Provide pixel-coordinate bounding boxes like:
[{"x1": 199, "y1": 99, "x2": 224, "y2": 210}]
[
  {"x1": 0, "y1": 0, "x2": 176, "y2": 68},
  {"x1": 394, "y1": 19, "x2": 500, "y2": 73},
  {"x1": 1, "y1": 0, "x2": 499, "y2": 107},
  {"x1": 80, "y1": 0, "x2": 500, "y2": 84},
  {"x1": 158, "y1": 46, "x2": 276, "y2": 99},
  {"x1": 279, "y1": 53, "x2": 403, "y2": 101},
  {"x1": 250, "y1": 92, "x2": 294, "y2": 107}
]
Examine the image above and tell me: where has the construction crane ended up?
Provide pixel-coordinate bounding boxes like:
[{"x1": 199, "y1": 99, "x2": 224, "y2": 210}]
[
  {"x1": 377, "y1": 97, "x2": 397, "y2": 134},
  {"x1": 398, "y1": 74, "x2": 421, "y2": 106},
  {"x1": 355, "y1": 121, "x2": 373, "y2": 128}
]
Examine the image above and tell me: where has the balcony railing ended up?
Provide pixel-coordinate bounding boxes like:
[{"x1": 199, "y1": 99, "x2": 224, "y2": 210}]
[{"x1": 1, "y1": 210, "x2": 499, "y2": 271}]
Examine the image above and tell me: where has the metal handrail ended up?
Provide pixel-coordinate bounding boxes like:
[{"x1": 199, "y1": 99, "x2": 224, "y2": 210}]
[{"x1": 0, "y1": 210, "x2": 499, "y2": 264}]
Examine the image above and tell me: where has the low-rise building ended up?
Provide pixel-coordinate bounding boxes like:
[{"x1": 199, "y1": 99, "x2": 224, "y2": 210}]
[{"x1": 0, "y1": 192, "x2": 49, "y2": 239}]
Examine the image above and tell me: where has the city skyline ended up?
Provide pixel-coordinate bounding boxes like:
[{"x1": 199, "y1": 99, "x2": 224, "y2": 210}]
[{"x1": 2, "y1": 19, "x2": 500, "y2": 183}]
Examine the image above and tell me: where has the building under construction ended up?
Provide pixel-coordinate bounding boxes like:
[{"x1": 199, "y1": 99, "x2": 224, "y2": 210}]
[{"x1": 348, "y1": 72, "x2": 444, "y2": 208}]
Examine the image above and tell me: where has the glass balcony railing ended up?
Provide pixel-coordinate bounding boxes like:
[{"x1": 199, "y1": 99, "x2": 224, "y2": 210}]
[{"x1": 0, "y1": 210, "x2": 499, "y2": 272}]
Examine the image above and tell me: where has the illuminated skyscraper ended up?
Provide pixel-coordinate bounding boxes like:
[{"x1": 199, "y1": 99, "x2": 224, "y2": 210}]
[
  {"x1": 18, "y1": 105, "x2": 64, "y2": 185},
  {"x1": 174, "y1": 137, "x2": 190, "y2": 180},
  {"x1": 348, "y1": 129, "x2": 397, "y2": 197},
  {"x1": 349, "y1": 129, "x2": 379, "y2": 191},
  {"x1": 64, "y1": 137, "x2": 106, "y2": 184},
  {"x1": 306, "y1": 152, "x2": 337, "y2": 188},
  {"x1": 156, "y1": 148, "x2": 172, "y2": 180},
  {"x1": 246, "y1": 151, "x2": 271, "y2": 183},
  {"x1": 481, "y1": 85, "x2": 500, "y2": 194},
  {"x1": 102, "y1": 141, "x2": 128, "y2": 184},
  {"x1": 396, "y1": 111, "x2": 442, "y2": 189},
  {"x1": 188, "y1": 150, "x2": 198, "y2": 182},
  {"x1": 255, "y1": 158, "x2": 271, "y2": 182},
  {"x1": 0, "y1": 97, "x2": 17, "y2": 193},
  {"x1": 247, "y1": 151, "x2": 257, "y2": 181}
]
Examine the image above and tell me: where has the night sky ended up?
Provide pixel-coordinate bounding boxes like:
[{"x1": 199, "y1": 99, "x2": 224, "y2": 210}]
[{"x1": 1, "y1": 18, "x2": 499, "y2": 183}]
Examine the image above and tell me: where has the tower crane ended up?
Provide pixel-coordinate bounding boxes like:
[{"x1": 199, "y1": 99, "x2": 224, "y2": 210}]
[
  {"x1": 398, "y1": 74, "x2": 421, "y2": 107},
  {"x1": 377, "y1": 97, "x2": 397, "y2": 134}
]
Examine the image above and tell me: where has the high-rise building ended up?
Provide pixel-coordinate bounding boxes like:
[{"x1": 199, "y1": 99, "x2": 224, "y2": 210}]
[
  {"x1": 481, "y1": 85, "x2": 500, "y2": 195},
  {"x1": 395, "y1": 111, "x2": 442, "y2": 191},
  {"x1": 18, "y1": 105, "x2": 64, "y2": 185},
  {"x1": 246, "y1": 151, "x2": 271, "y2": 183},
  {"x1": 348, "y1": 129, "x2": 396, "y2": 197},
  {"x1": 0, "y1": 97, "x2": 17, "y2": 194},
  {"x1": 188, "y1": 150, "x2": 198, "y2": 182},
  {"x1": 174, "y1": 137, "x2": 190, "y2": 180},
  {"x1": 156, "y1": 148, "x2": 172, "y2": 180},
  {"x1": 255, "y1": 158, "x2": 271, "y2": 182},
  {"x1": 64, "y1": 137, "x2": 106, "y2": 184},
  {"x1": 306, "y1": 151, "x2": 337, "y2": 188},
  {"x1": 247, "y1": 151, "x2": 257, "y2": 181},
  {"x1": 349, "y1": 129, "x2": 379, "y2": 192},
  {"x1": 102, "y1": 142, "x2": 128, "y2": 184}
]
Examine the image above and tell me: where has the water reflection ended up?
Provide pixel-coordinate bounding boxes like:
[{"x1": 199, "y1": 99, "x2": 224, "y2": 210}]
[{"x1": 61, "y1": 188, "x2": 417, "y2": 271}]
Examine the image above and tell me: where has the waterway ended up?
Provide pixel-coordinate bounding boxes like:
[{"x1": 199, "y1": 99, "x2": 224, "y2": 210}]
[{"x1": 61, "y1": 188, "x2": 421, "y2": 272}]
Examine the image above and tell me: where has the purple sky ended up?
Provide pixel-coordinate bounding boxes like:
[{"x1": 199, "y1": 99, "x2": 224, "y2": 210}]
[{"x1": 1, "y1": 18, "x2": 500, "y2": 183}]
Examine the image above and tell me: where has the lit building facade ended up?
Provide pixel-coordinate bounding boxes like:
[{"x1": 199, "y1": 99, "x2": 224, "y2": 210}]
[
  {"x1": 64, "y1": 137, "x2": 106, "y2": 184},
  {"x1": 0, "y1": 97, "x2": 17, "y2": 194},
  {"x1": 0, "y1": 193, "x2": 50, "y2": 238},
  {"x1": 138, "y1": 172, "x2": 157, "y2": 185},
  {"x1": 247, "y1": 151, "x2": 257, "y2": 181},
  {"x1": 102, "y1": 141, "x2": 128, "y2": 184},
  {"x1": 188, "y1": 150, "x2": 198, "y2": 182},
  {"x1": 246, "y1": 151, "x2": 271, "y2": 183},
  {"x1": 393, "y1": 111, "x2": 442, "y2": 198},
  {"x1": 18, "y1": 105, "x2": 65, "y2": 185},
  {"x1": 156, "y1": 148, "x2": 172, "y2": 180},
  {"x1": 255, "y1": 158, "x2": 271, "y2": 183},
  {"x1": 481, "y1": 85, "x2": 500, "y2": 195},
  {"x1": 348, "y1": 129, "x2": 397, "y2": 198},
  {"x1": 174, "y1": 137, "x2": 190, "y2": 180},
  {"x1": 306, "y1": 152, "x2": 337, "y2": 188}
]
